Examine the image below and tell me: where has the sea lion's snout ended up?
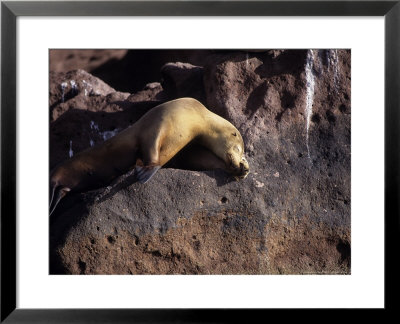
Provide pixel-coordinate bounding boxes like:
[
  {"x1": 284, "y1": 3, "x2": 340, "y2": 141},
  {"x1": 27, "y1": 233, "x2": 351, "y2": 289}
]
[
  {"x1": 240, "y1": 162, "x2": 249, "y2": 174},
  {"x1": 239, "y1": 163, "x2": 250, "y2": 178},
  {"x1": 225, "y1": 151, "x2": 249, "y2": 180},
  {"x1": 233, "y1": 157, "x2": 249, "y2": 180}
]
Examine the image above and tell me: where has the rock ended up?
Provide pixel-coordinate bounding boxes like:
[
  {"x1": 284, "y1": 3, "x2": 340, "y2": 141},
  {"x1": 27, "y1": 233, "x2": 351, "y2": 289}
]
[
  {"x1": 49, "y1": 50, "x2": 128, "y2": 74},
  {"x1": 50, "y1": 49, "x2": 351, "y2": 275},
  {"x1": 126, "y1": 82, "x2": 167, "y2": 103},
  {"x1": 51, "y1": 169, "x2": 350, "y2": 275},
  {"x1": 49, "y1": 69, "x2": 127, "y2": 121},
  {"x1": 91, "y1": 49, "x2": 212, "y2": 93},
  {"x1": 203, "y1": 50, "x2": 310, "y2": 145},
  {"x1": 161, "y1": 62, "x2": 206, "y2": 102},
  {"x1": 50, "y1": 49, "x2": 212, "y2": 94},
  {"x1": 49, "y1": 70, "x2": 161, "y2": 168}
]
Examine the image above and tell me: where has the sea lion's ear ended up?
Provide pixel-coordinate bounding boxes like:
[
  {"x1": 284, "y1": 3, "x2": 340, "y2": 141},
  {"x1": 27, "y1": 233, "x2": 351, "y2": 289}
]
[{"x1": 135, "y1": 165, "x2": 161, "y2": 184}]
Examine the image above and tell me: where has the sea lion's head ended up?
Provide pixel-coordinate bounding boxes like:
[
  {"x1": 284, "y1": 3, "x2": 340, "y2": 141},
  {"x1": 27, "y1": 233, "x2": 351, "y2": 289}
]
[{"x1": 224, "y1": 131, "x2": 250, "y2": 180}]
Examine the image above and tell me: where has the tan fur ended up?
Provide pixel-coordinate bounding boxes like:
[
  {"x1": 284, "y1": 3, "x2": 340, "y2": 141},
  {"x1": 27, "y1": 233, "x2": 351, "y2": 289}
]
[{"x1": 50, "y1": 98, "x2": 249, "y2": 212}]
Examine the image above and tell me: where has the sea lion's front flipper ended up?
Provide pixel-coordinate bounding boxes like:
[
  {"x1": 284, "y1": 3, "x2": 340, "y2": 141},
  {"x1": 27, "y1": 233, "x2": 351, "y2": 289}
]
[{"x1": 135, "y1": 165, "x2": 161, "y2": 184}]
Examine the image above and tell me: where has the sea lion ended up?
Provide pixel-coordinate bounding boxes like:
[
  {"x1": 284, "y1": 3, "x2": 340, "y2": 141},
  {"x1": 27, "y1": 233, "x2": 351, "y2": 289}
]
[{"x1": 49, "y1": 97, "x2": 250, "y2": 215}]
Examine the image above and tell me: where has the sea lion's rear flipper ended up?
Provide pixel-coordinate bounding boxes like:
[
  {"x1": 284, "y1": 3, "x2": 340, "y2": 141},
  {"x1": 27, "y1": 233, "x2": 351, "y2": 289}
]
[
  {"x1": 49, "y1": 187, "x2": 71, "y2": 216},
  {"x1": 135, "y1": 165, "x2": 161, "y2": 184}
]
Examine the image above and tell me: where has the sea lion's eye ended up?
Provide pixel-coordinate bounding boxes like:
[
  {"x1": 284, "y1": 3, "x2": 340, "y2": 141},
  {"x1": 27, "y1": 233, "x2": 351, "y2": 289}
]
[{"x1": 232, "y1": 133, "x2": 237, "y2": 137}]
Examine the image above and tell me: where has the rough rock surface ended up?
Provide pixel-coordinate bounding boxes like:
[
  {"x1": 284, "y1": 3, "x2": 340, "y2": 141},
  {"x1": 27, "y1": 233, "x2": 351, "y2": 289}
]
[
  {"x1": 50, "y1": 49, "x2": 212, "y2": 93},
  {"x1": 49, "y1": 50, "x2": 128, "y2": 74},
  {"x1": 50, "y1": 49, "x2": 351, "y2": 275},
  {"x1": 161, "y1": 62, "x2": 206, "y2": 102}
]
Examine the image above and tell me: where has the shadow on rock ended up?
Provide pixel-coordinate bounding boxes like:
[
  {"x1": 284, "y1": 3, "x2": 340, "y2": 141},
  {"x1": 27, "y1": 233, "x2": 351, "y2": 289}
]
[
  {"x1": 50, "y1": 101, "x2": 162, "y2": 168},
  {"x1": 49, "y1": 194, "x2": 90, "y2": 274},
  {"x1": 254, "y1": 50, "x2": 308, "y2": 79},
  {"x1": 91, "y1": 50, "x2": 212, "y2": 93}
]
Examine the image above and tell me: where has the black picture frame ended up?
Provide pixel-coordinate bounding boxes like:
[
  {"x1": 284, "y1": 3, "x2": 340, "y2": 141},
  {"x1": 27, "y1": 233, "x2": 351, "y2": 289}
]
[{"x1": 1, "y1": 0, "x2": 398, "y2": 322}]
